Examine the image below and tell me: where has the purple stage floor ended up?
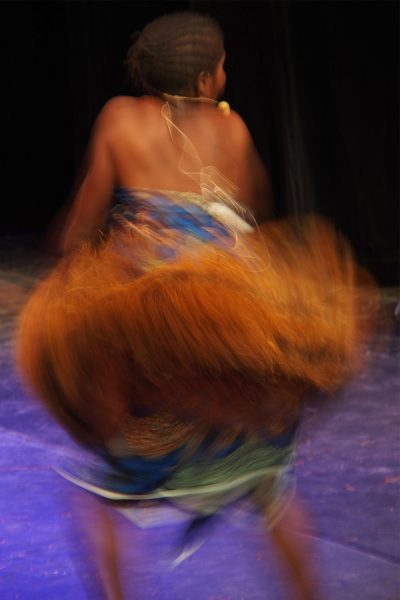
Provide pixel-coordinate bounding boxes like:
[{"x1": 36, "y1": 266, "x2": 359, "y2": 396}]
[{"x1": 1, "y1": 236, "x2": 399, "y2": 599}]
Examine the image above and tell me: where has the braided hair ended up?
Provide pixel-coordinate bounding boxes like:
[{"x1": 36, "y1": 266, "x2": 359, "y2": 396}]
[{"x1": 125, "y1": 11, "x2": 224, "y2": 96}]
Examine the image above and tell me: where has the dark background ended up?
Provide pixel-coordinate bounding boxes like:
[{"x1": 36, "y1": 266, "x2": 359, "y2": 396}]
[{"x1": 1, "y1": 0, "x2": 398, "y2": 285}]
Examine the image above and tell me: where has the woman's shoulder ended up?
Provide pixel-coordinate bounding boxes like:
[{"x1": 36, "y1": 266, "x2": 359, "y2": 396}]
[
  {"x1": 95, "y1": 96, "x2": 162, "y2": 129},
  {"x1": 200, "y1": 105, "x2": 253, "y2": 155},
  {"x1": 223, "y1": 108, "x2": 253, "y2": 145}
]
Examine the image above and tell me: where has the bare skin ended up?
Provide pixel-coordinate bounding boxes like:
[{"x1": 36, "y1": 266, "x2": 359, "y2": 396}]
[
  {"x1": 55, "y1": 92, "x2": 272, "y2": 254},
  {"x1": 269, "y1": 496, "x2": 322, "y2": 600},
  {"x1": 85, "y1": 492, "x2": 320, "y2": 600},
  {"x1": 91, "y1": 500, "x2": 124, "y2": 600}
]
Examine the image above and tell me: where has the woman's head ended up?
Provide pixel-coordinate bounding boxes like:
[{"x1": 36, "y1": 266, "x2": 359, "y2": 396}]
[{"x1": 126, "y1": 11, "x2": 225, "y2": 99}]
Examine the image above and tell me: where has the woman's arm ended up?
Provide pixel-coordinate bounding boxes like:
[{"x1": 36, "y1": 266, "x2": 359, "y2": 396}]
[
  {"x1": 57, "y1": 101, "x2": 119, "y2": 254},
  {"x1": 229, "y1": 111, "x2": 274, "y2": 224}
]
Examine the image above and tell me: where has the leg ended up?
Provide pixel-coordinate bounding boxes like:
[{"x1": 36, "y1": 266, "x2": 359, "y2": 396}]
[
  {"x1": 66, "y1": 486, "x2": 125, "y2": 600},
  {"x1": 89, "y1": 499, "x2": 125, "y2": 600},
  {"x1": 266, "y1": 494, "x2": 321, "y2": 600}
]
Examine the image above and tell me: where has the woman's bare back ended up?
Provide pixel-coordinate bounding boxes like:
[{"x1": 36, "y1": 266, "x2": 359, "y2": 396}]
[
  {"x1": 103, "y1": 96, "x2": 257, "y2": 195},
  {"x1": 59, "y1": 95, "x2": 272, "y2": 252}
]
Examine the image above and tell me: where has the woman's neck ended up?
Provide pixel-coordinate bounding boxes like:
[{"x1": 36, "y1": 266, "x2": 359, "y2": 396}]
[{"x1": 162, "y1": 93, "x2": 230, "y2": 115}]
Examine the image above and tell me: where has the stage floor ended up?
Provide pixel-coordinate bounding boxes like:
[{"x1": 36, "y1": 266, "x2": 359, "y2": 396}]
[{"x1": 1, "y1": 236, "x2": 399, "y2": 599}]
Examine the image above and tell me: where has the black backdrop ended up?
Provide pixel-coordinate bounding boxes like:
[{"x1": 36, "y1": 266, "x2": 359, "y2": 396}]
[{"x1": 1, "y1": 1, "x2": 398, "y2": 285}]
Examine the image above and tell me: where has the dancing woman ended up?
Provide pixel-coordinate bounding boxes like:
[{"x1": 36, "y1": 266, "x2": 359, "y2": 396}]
[{"x1": 18, "y1": 11, "x2": 371, "y2": 600}]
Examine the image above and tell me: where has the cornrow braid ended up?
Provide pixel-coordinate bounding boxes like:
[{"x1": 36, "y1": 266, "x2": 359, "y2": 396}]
[{"x1": 125, "y1": 11, "x2": 224, "y2": 96}]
